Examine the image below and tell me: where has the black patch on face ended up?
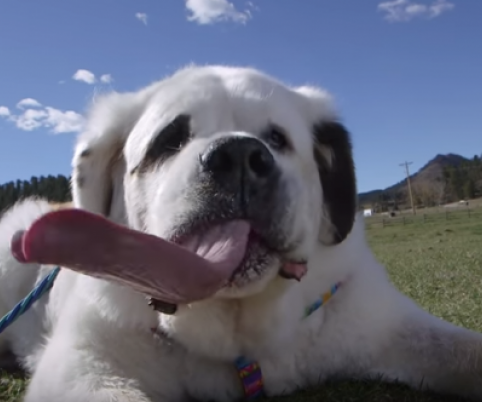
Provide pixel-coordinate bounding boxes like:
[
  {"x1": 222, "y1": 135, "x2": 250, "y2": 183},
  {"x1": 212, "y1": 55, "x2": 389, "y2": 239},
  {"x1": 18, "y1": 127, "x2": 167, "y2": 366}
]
[
  {"x1": 135, "y1": 114, "x2": 191, "y2": 173},
  {"x1": 313, "y1": 121, "x2": 357, "y2": 244},
  {"x1": 80, "y1": 149, "x2": 91, "y2": 158}
]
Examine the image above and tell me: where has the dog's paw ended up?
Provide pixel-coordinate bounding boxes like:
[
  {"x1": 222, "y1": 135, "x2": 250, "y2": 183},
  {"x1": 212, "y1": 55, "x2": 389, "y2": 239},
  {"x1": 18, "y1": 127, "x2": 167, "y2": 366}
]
[
  {"x1": 25, "y1": 389, "x2": 153, "y2": 402},
  {"x1": 24, "y1": 380, "x2": 153, "y2": 402},
  {"x1": 93, "y1": 388, "x2": 153, "y2": 402}
]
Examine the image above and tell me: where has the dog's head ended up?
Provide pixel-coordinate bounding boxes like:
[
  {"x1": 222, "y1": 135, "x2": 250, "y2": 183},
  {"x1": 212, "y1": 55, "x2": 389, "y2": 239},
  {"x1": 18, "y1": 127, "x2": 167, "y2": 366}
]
[{"x1": 72, "y1": 65, "x2": 357, "y2": 300}]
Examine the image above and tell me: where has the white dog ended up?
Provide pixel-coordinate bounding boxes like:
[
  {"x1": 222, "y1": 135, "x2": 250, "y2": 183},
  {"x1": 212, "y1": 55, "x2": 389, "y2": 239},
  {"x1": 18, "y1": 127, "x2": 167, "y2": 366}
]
[{"x1": 0, "y1": 65, "x2": 481, "y2": 402}]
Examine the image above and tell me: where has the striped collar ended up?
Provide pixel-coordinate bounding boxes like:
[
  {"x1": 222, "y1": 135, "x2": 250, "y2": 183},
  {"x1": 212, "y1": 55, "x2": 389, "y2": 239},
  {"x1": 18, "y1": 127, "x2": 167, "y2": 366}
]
[{"x1": 234, "y1": 281, "x2": 343, "y2": 400}]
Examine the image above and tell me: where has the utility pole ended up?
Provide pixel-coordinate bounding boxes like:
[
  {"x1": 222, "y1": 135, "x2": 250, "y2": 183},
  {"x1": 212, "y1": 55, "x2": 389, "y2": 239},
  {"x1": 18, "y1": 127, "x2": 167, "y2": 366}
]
[{"x1": 399, "y1": 161, "x2": 416, "y2": 215}]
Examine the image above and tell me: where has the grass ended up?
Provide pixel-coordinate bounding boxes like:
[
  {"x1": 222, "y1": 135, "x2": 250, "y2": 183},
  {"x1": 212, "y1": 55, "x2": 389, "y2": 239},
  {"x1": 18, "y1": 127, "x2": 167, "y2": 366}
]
[
  {"x1": 0, "y1": 372, "x2": 25, "y2": 402},
  {"x1": 1, "y1": 213, "x2": 482, "y2": 401}
]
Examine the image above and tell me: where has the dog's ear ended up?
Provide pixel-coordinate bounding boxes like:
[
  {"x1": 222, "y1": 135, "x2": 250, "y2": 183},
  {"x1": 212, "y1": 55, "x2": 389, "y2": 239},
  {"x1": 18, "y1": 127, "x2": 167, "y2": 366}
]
[
  {"x1": 313, "y1": 121, "x2": 357, "y2": 245},
  {"x1": 71, "y1": 91, "x2": 147, "y2": 223},
  {"x1": 294, "y1": 85, "x2": 357, "y2": 245}
]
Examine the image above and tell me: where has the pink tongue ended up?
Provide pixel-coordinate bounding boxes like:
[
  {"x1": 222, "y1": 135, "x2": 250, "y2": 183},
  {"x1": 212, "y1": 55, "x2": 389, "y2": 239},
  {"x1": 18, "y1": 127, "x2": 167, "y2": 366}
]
[{"x1": 10, "y1": 209, "x2": 250, "y2": 305}]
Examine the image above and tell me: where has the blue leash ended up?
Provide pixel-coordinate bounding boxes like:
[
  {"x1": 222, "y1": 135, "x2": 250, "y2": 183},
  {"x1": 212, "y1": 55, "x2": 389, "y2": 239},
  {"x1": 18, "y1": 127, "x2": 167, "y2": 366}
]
[{"x1": 0, "y1": 266, "x2": 60, "y2": 334}]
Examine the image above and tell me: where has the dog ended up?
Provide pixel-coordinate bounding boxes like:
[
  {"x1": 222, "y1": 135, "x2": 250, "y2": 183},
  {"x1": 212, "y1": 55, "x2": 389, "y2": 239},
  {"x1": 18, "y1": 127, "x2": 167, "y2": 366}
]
[{"x1": 0, "y1": 65, "x2": 481, "y2": 402}]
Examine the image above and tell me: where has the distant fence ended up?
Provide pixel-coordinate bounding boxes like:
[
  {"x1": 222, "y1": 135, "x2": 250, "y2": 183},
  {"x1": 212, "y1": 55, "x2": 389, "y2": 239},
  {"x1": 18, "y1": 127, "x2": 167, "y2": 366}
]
[{"x1": 365, "y1": 208, "x2": 482, "y2": 229}]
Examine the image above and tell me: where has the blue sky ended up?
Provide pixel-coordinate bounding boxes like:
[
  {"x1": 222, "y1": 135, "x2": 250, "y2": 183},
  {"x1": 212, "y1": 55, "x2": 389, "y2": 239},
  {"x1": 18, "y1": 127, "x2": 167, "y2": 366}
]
[{"x1": 0, "y1": 0, "x2": 480, "y2": 193}]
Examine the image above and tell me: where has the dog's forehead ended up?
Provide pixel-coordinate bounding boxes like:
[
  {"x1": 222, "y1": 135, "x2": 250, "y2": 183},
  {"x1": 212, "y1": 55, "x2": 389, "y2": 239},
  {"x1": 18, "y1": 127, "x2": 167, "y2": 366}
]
[
  {"x1": 125, "y1": 67, "x2": 335, "y2": 164},
  {"x1": 161, "y1": 70, "x2": 305, "y2": 127}
]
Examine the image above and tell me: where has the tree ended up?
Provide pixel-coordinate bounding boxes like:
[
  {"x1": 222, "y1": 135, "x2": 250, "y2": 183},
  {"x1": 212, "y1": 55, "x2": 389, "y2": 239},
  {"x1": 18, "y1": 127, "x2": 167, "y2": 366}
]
[
  {"x1": 463, "y1": 179, "x2": 477, "y2": 200},
  {"x1": 0, "y1": 175, "x2": 72, "y2": 215},
  {"x1": 440, "y1": 155, "x2": 482, "y2": 202},
  {"x1": 412, "y1": 181, "x2": 444, "y2": 208}
]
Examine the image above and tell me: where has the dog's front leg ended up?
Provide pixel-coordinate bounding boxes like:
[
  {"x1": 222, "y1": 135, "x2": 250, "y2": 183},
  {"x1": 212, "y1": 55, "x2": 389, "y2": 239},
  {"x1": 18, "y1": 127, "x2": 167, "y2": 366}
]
[
  {"x1": 25, "y1": 351, "x2": 154, "y2": 402},
  {"x1": 369, "y1": 305, "x2": 482, "y2": 400},
  {"x1": 23, "y1": 331, "x2": 182, "y2": 402},
  {"x1": 25, "y1": 379, "x2": 152, "y2": 402}
]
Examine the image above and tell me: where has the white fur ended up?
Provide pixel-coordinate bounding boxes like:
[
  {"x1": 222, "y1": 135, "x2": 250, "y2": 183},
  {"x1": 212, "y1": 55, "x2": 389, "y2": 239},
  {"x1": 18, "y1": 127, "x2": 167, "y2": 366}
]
[{"x1": 1, "y1": 65, "x2": 482, "y2": 402}]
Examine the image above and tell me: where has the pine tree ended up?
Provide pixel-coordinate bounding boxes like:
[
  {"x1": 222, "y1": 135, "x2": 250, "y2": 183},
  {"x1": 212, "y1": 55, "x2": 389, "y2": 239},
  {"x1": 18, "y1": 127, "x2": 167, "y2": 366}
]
[{"x1": 0, "y1": 175, "x2": 72, "y2": 215}]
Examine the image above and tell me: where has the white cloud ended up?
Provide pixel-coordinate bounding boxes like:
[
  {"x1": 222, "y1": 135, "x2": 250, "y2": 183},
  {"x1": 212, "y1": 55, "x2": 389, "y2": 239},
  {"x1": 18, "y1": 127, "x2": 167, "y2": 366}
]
[
  {"x1": 0, "y1": 101, "x2": 84, "y2": 134},
  {"x1": 378, "y1": 0, "x2": 454, "y2": 22},
  {"x1": 72, "y1": 69, "x2": 113, "y2": 85},
  {"x1": 16, "y1": 98, "x2": 42, "y2": 109},
  {"x1": 185, "y1": 0, "x2": 252, "y2": 25},
  {"x1": 43, "y1": 107, "x2": 85, "y2": 134},
  {"x1": 72, "y1": 69, "x2": 96, "y2": 85},
  {"x1": 0, "y1": 106, "x2": 10, "y2": 117},
  {"x1": 135, "y1": 12, "x2": 148, "y2": 25},
  {"x1": 15, "y1": 109, "x2": 48, "y2": 131},
  {"x1": 100, "y1": 74, "x2": 113, "y2": 84},
  {"x1": 429, "y1": 0, "x2": 454, "y2": 17}
]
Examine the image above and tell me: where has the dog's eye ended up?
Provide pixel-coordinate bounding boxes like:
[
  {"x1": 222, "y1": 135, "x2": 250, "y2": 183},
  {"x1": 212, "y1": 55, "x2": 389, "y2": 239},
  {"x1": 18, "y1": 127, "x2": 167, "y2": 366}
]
[
  {"x1": 144, "y1": 114, "x2": 191, "y2": 165},
  {"x1": 265, "y1": 126, "x2": 289, "y2": 151}
]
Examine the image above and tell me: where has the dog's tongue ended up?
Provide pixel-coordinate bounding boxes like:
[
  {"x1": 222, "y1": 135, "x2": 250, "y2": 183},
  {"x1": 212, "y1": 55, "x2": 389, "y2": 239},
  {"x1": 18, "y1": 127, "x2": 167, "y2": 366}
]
[{"x1": 10, "y1": 209, "x2": 250, "y2": 305}]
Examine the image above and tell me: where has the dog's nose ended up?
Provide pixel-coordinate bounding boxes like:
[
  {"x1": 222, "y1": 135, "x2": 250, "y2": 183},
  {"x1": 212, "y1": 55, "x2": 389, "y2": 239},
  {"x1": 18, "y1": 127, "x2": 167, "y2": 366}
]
[{"x1": 200, "y1": 136, "x2": 275, "y2": 182}]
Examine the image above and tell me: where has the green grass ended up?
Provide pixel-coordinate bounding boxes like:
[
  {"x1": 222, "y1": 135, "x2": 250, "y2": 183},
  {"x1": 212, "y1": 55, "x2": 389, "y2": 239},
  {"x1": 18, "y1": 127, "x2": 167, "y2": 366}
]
[
  {"x1": 1, "y1": 213, "x2": 482, "y2": 401},
  {"x1": 0, "y1": 372, "x2": 26, "y2": 402}
]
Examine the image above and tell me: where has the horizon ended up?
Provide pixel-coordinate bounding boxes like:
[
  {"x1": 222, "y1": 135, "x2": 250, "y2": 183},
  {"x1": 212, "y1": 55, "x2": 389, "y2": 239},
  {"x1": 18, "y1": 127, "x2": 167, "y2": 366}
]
[
  {"x1": 0, "y1": 151, "x2": 476, "y2": 196},
  {"x1": 1, "y1": 0, "x2": 481, "y2": 193}
]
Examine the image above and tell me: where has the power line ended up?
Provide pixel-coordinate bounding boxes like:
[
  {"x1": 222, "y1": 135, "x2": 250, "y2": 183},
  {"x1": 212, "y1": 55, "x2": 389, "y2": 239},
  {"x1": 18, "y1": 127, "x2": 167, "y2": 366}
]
[{"x1": 399, "y1": 161, "x2": 416, "y2": 215}]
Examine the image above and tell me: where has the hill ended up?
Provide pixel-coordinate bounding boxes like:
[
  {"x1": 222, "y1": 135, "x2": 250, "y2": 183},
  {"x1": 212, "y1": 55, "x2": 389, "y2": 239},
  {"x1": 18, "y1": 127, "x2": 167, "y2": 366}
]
[{"x1": 359, "y1": 153, "x2": 482, "y2": 211}]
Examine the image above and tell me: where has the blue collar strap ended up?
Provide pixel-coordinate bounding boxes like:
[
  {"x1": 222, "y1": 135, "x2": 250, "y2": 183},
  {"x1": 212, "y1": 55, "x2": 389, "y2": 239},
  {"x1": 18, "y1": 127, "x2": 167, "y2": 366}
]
[{"x1": 0, "y1": 266, "x2": 61, "y2": 334}]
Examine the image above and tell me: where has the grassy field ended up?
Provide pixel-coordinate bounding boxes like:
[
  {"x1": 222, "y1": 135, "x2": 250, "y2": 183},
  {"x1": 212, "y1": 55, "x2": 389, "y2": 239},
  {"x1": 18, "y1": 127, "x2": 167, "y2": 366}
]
[{"x1": 1, "y1": 212, "x2": 482, "y2": 401}]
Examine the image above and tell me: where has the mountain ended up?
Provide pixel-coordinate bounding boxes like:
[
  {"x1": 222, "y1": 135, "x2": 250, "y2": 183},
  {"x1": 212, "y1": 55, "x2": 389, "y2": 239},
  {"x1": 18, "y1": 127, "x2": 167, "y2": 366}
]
[{"x1": 358, "y1": 153, "x2": 472, "y2": 208}]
